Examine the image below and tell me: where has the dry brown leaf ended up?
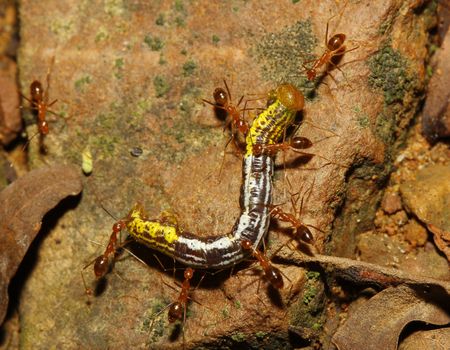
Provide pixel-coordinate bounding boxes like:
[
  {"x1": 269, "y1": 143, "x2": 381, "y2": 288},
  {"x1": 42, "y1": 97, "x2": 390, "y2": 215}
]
[
  {"x1": 332, "y1": 285, "x2": 450, "y2": 350},
  {"x1": 399, "y1": 327, "x2": 450, "y2": 350},
  {"x1": 0, "y1": 165, "x2": 82, "y2": 325}
]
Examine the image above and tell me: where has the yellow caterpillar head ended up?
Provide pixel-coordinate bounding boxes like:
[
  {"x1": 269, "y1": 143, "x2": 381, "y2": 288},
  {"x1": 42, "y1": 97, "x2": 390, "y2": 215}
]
[{"x1": 272, "y1": 84, "x2": 304, "y2": 112}]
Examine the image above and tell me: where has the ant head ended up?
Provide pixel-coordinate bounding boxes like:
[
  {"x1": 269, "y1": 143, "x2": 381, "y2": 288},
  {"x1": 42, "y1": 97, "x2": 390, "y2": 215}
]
[
  {"x1": 184, "y1": 268, "x2": 194, "y2": 280},
  {"x1": 240, "y1": 239, "x2": 252, "y2": 251},
  {"x1": 213, "y1": 88, "x2": 228, "y2": 106},
  {"x1": 112, "y1": 221, "x2": 126, "y2": 233},
  {"x1": 327, "y1": 34, "x2": 346, "y2": 52},
  {"x1": 306, "y1": 70, "x2": 316, "y2": 81},
  {"x1": 168, "y1": 302, "x2": 183, "y2": 323},
  {"x1": 267, "y1": 266, "x2": 284, "y2": 289},
  {"x1": 275, "y1": 84, "x2": 304, "y2": 112},
  {"x1": 253, "y1": 144, "x2": 263, "y2": 156},
  {"x1": 39, "y1": 120, "x2": 49, "y2": 135},
  {"x1": 30, "y1": 80, "x2": 44, "y2": 100}
]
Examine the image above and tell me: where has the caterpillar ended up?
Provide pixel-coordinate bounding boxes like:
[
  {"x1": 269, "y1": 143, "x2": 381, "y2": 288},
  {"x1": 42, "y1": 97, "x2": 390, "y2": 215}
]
[{"x1": 89, "y1": 83, "x2": 304, "y2": 278}]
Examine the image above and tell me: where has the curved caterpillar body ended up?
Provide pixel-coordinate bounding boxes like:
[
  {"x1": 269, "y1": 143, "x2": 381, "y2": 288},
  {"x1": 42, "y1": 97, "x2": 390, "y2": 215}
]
[{"x1": 125, "y1": 84, "x2": 304, "y2": 269}]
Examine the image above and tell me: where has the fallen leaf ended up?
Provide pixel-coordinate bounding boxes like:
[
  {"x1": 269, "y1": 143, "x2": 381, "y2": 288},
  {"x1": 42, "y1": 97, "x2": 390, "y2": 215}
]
[
  {"x1": 0, "y1": 165, "x2": 83, "y2": 325},
  {"x1": 399, "y1": 327, "x2": 450, "y2": 350},
  {"x1": 332, "y1": 285, "x2": 450, "y2": 350}
]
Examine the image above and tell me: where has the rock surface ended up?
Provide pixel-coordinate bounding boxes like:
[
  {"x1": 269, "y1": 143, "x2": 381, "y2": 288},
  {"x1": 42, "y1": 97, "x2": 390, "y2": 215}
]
[{"x1": 13, "y1": 0, "x2": 436, "y2": 348}]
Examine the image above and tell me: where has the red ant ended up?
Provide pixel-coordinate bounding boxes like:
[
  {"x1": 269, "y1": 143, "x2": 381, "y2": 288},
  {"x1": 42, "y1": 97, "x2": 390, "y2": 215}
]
[
  {"x1": 253, "y1": 136, "x2": 313, "y2": 157},
  {"x1": 241, "y1": 239, "x2": 284, "y2": 289},
  {"x1": 167, "y1": 267, "x2": 194, "y2": 323},
  {"x1": 150, "y1": 267, "x2": 201, "y2": 348},
  {"x1": 270, "y1": 205, "x2": 314, "y2": 244},
  {"x1": 23, "y1": 80, "x2": 58, "y2": 135},
  {"x1": 203, "y1": 80, "x2": 250, "y2": 152},
  {"x1": 81, "y1": 219, "x2": 128, "y2": 295},
  {"x1": 21, "y1": 59, "x2": 59, "y2": 136},
  {"x1": 20, "y1": 58, "x2": 61, "y2": 151},
  {"x1": 302, "y1": 5, "x2": 358, "y2": 82},
  {"x1": 270, "y1": 181, "x2": 323, "y2": 256}
]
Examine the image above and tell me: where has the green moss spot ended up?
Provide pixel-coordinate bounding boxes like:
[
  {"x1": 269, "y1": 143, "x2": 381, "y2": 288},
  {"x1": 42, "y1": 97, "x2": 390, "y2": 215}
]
[
  {"x1": 234, "y1": 300, "x2": 242, "y2": 309},
  {"x1": 144, "y1": 35, "x2": 165, "y2": 51},
  {"x1": 74, "y1": 75, "x2": 92, "y2": 93},
  {"x1": 175, "y1": 17, "x2": 185, "y2": 27},
  {"x1": 115, "y1": 58, "x2": 124, "y2": 69},
  {"x1": 113, "y1": 58, "x2": 125, "y2": 79},
  {"x1": 231, "y1": 332, "x2": 246, "y2": 342},
  {"x1": 104, "y1": 0, "x2": 125, "y2": 17},
  {"x1": 303, "y1": 286, "x2": 318, "y2": 305},
  {"x1": 306, "y1": 271, "x2": 321, "y2": 280},
  {"x1": 221, "y1": 307, "x2": 229, "y2": 319},
  {"x1": 180, "y1": 48, "x2": 187, "y2": 55},
  {"x1": 256, "y1": 19, "x2": 317, "y2": 97},
  {"x1": 255, "y1": 331, "x2": 267, "y2": 339},
  {"x1": 156, "y1": 14, "x2": 165, "y2": 26},
  {"x1": 292, "y1": 0, "x2": 301, "y2": 3},
  {"x1": 426, "y1": 65, "x2": 433, "y2": 78},
  {"x1": 368, "y1": 45, "x2": 416, "y2": 105},
  {"x1": 311, "y1": 322, "x2": 322, "y2": 331},
  {"x1": 95, "y1": 27, "x2": 109, "y2": 42},
  {"x1": 159, "y1": 53, "x2": 167, "y2": 65},
  {"x1": 50, "y1": 19, "x2": 74, "y2": 39},
  {"x1": 375, "y1": 109, "x2": 395, "y2": 143},
  {"x1": 174, "y1": 0, "x2": 185, "y2": 13},
  {"x1": 352, "y1": 105, "x2": 370, "y2": 128},
  {"x1": 182, "y1": 59, "x2": 197, "y2": 76},
  {"x1": 212, "y1": 34, "x2": 220, "y2": 45},
  {"x1": 154, "y1": 76, "x2": 171, "y2": 97}
]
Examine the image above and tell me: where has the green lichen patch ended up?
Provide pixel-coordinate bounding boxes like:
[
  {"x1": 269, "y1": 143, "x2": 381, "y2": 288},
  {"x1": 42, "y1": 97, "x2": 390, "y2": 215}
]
[
  {"x1": 231, "y1": 332, "x2": 246, "y2": 342},
  {"x1": 212, "y1": 34, "x2": 220, "y2": 45},
  {"x1": 144, "y1": 35, "x2": 165, "y2": 51},
  {"x1": 153, "y1": 75, "x2": 171, "y2": 97},
  {"x1": 289, "y1": 269, "x2": 326, "y2": 332},
  {"x1": 374, "y1": 108, "x2": 396, "y2": 144},
  {"x1": 255, "y1": 19, "x2": 317, "y2": 97},
  {"x1": 95, "y1": 27, "x2": 109, "y2": 42},
  {"x1": 182, "y1": 59, "x2": 197, "y2": 76},
  {"x1": 104, "y1": 0, "x2": 125, "y2": 17},
  {"x1": 368, "y1": 45, "x2": 416, "y2": 105},
  {"x1": 352, "y1": 105, "x2": 370, "y2": 129},
  {"x1": 156, "y1": 14, "x2": 165, "y2": 26},
  {"x1": 113, "y1": 58, "x2": 125, "y2": 79},
  {"x1": 74, "y1": 75, "x2": 92, "y2": 93}
]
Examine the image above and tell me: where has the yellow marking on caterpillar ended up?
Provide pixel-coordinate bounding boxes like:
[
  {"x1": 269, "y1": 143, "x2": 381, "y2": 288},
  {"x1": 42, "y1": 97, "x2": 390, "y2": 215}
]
[
  {"x1": 127, "y1": 210, "x2": 179, "y2": 246},
  {"x1": 245, "y1": 99, "x2": 297, "y2": 156}
]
